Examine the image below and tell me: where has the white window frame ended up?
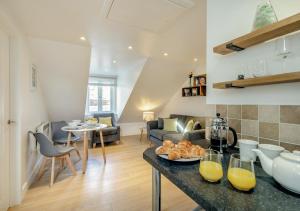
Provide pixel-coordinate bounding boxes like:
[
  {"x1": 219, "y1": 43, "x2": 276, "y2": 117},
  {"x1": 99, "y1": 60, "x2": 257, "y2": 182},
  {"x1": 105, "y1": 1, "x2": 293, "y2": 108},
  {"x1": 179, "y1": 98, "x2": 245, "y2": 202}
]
[{"x1": 85, "y1": 75, "x2": 117, "y2": 115}]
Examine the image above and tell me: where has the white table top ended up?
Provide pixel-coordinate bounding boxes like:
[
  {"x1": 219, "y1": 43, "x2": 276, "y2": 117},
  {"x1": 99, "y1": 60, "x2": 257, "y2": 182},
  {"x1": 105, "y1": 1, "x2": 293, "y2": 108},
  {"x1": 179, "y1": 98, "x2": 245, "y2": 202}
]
[{"x1": 61, "y1": 123, "x2": 107, "y2": 132}]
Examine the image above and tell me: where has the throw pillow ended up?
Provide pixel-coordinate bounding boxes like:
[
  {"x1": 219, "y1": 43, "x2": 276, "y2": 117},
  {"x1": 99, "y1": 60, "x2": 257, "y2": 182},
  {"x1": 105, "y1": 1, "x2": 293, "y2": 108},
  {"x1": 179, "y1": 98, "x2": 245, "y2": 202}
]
[
  {"x1": 193, "y1": 121, "x2": 202, "y2": 130},
  {"x1": 99, "y1": 117, "x2": 112, "y2": 127},
  {"x1": 163, "y1": 118, "x2": 178, "y2": 132},
  {"x1": 184, "y1": 119, "x2": 194, "y2": 133},
  {"x1": 158, "y1": 117, "x2": 164, "y2": 129}
]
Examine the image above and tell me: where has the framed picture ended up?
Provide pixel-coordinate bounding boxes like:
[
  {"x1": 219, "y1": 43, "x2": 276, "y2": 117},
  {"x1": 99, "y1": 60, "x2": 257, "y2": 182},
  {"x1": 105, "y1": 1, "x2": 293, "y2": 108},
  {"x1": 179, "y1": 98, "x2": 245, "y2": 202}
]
[
  {"x1": 30, "y1": 64, "x2": 37, "y2": 91},
  {"x1": 199, "y1": 76, "x2": 206, "y2": 85}
]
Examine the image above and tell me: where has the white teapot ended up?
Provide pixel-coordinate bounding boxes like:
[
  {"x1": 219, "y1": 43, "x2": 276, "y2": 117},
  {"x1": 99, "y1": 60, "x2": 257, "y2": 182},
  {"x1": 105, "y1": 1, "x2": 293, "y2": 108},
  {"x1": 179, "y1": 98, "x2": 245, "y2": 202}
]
[{"x1": 252, "y1": 149, "x2": 300, "y2": 194}]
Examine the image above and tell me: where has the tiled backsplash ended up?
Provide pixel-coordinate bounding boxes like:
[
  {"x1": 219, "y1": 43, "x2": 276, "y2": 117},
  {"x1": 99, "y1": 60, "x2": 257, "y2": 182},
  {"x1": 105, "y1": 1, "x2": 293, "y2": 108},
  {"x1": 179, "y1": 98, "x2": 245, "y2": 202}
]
[{"x1": 216, "y1": 105, "x2": 300, "y2": 151}]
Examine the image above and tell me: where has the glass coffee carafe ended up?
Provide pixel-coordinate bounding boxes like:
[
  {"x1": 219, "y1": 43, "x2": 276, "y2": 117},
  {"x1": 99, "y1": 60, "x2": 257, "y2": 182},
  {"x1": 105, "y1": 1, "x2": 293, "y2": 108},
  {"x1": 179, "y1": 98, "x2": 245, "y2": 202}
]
[{"x1": 209, "y1": 113, "x2": 238, "y2": 154}]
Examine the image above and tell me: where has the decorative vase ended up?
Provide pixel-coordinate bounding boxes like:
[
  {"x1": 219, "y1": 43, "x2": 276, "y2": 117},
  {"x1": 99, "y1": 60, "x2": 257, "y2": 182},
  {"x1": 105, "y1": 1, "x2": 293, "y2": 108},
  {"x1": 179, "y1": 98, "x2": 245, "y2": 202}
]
[{"x1": 252, "y1": 0, "x2": 278, "y2": 31}]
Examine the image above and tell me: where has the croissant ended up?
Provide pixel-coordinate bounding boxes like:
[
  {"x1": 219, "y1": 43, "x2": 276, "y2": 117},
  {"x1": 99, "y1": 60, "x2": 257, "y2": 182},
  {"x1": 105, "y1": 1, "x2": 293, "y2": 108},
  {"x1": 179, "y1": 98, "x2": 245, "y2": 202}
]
[
  {"x1": 155, "y1": 146, "x2": 171, "y2": 155},
  {"x1": 163, "y1": 140, "x2": 175, "y2": 148},
  {"x1": 168, "y1": 149, "x2": 181, "y2": 160}
]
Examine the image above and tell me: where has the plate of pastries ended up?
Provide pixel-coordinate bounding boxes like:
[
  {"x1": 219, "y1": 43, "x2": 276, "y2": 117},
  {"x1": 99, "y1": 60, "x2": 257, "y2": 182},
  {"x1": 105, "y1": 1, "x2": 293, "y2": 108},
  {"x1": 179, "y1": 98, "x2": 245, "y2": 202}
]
[{"x1": 155, "y1": 140, "x2": 206, "y2": 162}]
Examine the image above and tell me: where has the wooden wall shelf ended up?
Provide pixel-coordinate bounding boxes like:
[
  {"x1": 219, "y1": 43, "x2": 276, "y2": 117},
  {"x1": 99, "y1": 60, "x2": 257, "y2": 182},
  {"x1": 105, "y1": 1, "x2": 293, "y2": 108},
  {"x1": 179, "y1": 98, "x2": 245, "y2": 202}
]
[
  {"x1": 214, "y1": 13, "x2": 300, "y2": 55},
  {"x1": 213, "y1": 72, "x2": 300, "y2": 89}
]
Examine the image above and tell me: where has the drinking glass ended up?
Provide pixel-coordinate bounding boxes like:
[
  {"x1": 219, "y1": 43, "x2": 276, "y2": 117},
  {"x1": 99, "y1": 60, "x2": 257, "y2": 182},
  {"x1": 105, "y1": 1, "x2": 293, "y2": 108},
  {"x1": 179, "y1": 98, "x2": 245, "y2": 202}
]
[
  {"x1": 227, "y1": 153, "x2": 256, "y2": 191},
  {"x1": 199, "y1": 151, "x2": 223, "y2": 182}
]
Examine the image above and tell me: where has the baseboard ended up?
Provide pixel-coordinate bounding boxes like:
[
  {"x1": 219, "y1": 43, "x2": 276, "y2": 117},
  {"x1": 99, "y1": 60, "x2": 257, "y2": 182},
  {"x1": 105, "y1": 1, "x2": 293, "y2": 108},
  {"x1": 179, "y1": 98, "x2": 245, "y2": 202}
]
[
  {"x1": 118, "y1": 122, "x2": 147, "y2": 136},
  {"x1": 21, "y1": 155, "x2": 43, "y2": 199}
]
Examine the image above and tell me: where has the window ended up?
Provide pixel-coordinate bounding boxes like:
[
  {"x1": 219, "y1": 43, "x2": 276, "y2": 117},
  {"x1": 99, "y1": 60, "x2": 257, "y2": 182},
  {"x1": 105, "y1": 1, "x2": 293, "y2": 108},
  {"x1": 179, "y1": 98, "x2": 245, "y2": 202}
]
[{"x1": 86, "y1": 76, "x2": 117, "y2": 114}]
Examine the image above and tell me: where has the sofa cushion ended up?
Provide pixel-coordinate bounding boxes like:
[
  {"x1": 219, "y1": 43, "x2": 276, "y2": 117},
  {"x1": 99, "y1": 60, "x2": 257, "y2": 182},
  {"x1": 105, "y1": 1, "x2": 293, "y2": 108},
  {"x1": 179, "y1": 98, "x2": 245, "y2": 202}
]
[
  {"x1": 163, "y1": 118, "x2": 178, "y2": 132},
  {"x1": 102, "y1": 127, "x2": 118, "y2": 136},
  {"x1": 158, "y1": 118, "x2": 164, "y2": 129},
  {"x1": 150, "y1": 129, "x2": 178, "y2": 140},
  {"x1": 163, "y1": 133, "x2": 184, "y2": 143}
]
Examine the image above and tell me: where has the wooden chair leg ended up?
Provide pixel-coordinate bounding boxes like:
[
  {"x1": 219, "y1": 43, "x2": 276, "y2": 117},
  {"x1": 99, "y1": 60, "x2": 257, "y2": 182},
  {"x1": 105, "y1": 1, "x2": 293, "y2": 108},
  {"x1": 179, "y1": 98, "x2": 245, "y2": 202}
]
[
  {"x1": 65, "y1": 154, "x2": 77, "y2": 176},
  {"x1": 93, "y1": 143, "x2": 96, "y2": 148},
  {"x1": 37, "y1": 157, "x2": 48, "y2": 181},
  {"x1": 50, "y1": 157, "x2": 55, "y2": 187},
  {"x1": 60, "y1": 158, "x2": 65, "y2": 169},
  {"x1": 75, "y1": 149, "x2": 81, "y2": 160}
]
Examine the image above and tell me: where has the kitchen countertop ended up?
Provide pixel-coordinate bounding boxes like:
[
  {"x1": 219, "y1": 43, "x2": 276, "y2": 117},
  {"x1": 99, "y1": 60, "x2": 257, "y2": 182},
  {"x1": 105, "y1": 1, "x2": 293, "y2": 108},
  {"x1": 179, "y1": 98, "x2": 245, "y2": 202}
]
[{"x1": 143, "y1": 143, "x2": 300, "y2": 211}]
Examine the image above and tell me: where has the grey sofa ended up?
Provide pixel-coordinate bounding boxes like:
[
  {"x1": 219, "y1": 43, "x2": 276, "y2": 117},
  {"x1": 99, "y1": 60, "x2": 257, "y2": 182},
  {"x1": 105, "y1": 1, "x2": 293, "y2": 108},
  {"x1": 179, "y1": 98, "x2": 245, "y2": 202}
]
[
  {"x1": 147, "y1": 114, "x2": 206, "y2": 146},
  {"x1": 91, "y1": 113, "x2": 120, "y2": 147}
]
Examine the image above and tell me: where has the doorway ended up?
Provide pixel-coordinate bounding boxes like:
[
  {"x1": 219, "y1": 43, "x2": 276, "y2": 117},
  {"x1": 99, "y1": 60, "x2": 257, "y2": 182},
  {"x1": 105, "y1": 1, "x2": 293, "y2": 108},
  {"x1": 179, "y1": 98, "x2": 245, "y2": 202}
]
[{"x1": 0, "y1": 28, "x2": 11, "y2": 210}]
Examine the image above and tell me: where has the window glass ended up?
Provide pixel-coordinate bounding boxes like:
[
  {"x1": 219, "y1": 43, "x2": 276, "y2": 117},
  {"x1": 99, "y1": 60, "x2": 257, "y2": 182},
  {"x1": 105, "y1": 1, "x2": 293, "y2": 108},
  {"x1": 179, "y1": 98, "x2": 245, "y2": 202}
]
[{"x1": 85, "y1": 76, "x2": 117, "y2": 115}]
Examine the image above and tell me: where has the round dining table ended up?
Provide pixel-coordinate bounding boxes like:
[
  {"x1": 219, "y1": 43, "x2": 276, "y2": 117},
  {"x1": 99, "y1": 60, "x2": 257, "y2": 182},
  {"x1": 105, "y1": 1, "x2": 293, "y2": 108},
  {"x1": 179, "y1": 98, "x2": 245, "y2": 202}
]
[{"x1": 61, "y1": 123, "x2": 107, "y2": 174}]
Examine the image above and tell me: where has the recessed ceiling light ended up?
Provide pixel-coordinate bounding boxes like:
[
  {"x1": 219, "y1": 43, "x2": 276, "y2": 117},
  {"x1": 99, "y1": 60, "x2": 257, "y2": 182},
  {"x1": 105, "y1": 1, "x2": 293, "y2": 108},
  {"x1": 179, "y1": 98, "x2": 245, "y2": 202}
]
[
  {"x1": 80, "y1": 36, "x2": 86, "y2": 41},
  {"x1": 113, "y1": 60, "x2": 117, "y2": 64},
  {"x1": 194, "y1": 58, "x2": 198, "y2": 62},
  {"x1": 163, "y1": 52, "x2": 168, "y2": 56},
  {"x1": 128, "y1": 46, "x2": 133, "y2": 50}
]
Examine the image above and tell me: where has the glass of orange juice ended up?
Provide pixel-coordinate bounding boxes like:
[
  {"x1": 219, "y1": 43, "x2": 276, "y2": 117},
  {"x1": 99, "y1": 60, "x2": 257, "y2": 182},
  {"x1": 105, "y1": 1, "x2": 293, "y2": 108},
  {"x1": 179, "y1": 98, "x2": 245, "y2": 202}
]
[
  {"x1": 199, "y1": 150, "x2": 223, "y2": 182},
  {"x1": 227, "y1": 153, "x2": 256, "y2": 191}
]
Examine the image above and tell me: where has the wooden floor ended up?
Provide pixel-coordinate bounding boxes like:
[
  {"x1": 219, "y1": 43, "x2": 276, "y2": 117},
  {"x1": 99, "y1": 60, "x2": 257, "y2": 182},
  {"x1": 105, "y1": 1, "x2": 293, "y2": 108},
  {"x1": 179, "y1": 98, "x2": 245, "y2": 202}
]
[{"x1": 9, "y1": 135, "x2": 197, "y2": 211}]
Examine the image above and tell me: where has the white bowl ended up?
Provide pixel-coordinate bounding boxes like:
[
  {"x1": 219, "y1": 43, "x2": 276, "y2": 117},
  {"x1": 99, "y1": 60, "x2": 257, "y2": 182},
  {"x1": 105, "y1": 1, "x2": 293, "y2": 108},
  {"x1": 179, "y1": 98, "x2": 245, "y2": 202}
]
[
  {"x1": 258, "y1": 144, "x2": 285, "y2": 159},
  {"x1": 72, "y1": 120, "x2": 81, "y2": 124},
  {"x1": 68, "y1": 122, "x2": 78, "y2": 127}
]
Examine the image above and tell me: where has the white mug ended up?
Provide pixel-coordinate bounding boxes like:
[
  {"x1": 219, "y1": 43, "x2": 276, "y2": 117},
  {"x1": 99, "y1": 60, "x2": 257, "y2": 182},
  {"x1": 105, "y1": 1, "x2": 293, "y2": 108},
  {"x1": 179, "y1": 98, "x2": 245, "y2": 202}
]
[{"x1": 239, "y1": 139, "x2": 259, "y2": 161}]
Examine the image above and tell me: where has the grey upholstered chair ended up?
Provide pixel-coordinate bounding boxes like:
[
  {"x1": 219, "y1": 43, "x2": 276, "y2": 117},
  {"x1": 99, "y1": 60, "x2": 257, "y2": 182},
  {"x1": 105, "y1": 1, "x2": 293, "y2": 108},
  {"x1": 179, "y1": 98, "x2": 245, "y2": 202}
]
[
  {"x1": 51, "y1": 121, "x2": 80, "y2": 145},
  {"x1": 29, "y1": 131, "x2": 78, "y2": 187},
  {"x1": 91, "y1": 113, "x2": 120, "y2": 148}
]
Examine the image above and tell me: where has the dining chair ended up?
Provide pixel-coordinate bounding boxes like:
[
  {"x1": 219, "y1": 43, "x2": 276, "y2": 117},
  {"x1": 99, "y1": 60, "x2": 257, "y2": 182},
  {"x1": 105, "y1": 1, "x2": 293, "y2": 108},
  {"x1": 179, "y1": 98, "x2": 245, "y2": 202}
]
[
  {"x1": 51, "y1": 121, "x2": 81, "y2": 159},
  {"x1": 29, "y1": 131, "x2": 78, "y2": 187}
]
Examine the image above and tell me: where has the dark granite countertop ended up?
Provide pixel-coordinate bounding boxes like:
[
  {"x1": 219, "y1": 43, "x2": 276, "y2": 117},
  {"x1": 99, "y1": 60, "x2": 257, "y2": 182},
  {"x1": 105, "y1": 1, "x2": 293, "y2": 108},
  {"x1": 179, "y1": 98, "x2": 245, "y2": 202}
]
[{"x1": 143, "y1": 144, "x2": 300, "y2": 211}]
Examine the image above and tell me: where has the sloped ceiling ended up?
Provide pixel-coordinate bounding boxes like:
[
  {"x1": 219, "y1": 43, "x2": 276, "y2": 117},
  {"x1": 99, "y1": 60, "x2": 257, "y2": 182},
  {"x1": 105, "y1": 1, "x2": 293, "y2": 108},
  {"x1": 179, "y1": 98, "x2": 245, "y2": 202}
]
[
  {"x1": 28, "y1": 38, "x2": 91, "y2": 121},
  {"x1": 0, "y1": 0, "x2": 206, "y2": 122},
  {"x1": 119, "y1": 1, "x2": 206, "y2": 122}
]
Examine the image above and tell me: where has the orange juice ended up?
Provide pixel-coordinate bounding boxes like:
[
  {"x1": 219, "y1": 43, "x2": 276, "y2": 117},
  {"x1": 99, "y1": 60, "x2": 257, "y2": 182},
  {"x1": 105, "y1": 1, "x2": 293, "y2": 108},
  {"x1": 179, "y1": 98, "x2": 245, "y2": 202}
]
[
  {"x1": 227, "y1": 168, "x2": 256, "y2": 191},
  {"x1": 199, "y1": 161, "x2": 223, "y2": 182}
]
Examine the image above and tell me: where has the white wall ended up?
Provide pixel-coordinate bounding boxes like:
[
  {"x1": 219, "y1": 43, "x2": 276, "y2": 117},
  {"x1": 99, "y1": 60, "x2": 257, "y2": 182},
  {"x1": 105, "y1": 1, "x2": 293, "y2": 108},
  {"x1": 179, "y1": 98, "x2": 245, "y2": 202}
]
[
  {"x1": 116, "y1": 58, "x2": 146, "y2": 117},
  {"x1": 28, "y1": 38, "x2": 91, "y2": 121},
  {"x1": 0, "y1": 8, "x2": 48, "y2": 204},
  {"x1": 207, "y1": 0, "x2": 300, "y2": 105}
]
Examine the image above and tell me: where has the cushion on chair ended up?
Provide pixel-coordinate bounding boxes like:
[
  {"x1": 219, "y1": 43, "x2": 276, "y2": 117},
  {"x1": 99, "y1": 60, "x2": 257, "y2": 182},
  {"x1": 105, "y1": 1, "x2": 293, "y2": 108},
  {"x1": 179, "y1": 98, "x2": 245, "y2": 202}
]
[
  {"x1": 99, "y1": 117, "x2": 112, "y2": 127},
  {"x1": 102, "y1": 127, "x2": 118, "y2": 136},
  {"x1": 150, "y1": 129, "x2": 178, "y2": 140}
]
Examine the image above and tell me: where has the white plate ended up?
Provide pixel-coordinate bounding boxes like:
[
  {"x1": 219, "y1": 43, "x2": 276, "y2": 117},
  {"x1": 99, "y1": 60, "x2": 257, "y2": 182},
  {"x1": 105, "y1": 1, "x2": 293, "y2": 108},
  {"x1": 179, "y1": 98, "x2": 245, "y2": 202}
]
[{"x1": 158, "y1": 154, "x2": 201, "y2": 162}]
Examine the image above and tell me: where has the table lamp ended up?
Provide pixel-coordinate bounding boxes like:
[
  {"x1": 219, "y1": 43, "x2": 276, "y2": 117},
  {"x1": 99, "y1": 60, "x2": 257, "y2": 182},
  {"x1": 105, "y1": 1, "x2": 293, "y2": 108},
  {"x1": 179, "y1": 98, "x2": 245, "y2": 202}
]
[{"x1": 143, "y1": 111, "x2": 154, "y2": 122}]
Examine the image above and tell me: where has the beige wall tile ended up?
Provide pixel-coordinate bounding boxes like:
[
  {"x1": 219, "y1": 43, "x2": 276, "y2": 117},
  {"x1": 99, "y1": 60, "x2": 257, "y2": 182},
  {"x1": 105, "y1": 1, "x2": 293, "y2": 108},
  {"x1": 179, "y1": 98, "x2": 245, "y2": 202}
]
[
  {"x1": 216, "y1": 105, "x2": 227, "y2": 118},
  {"x1": 228, "y1": 119, "x2": 241, "y2": 133},
  {"x1": 259, "y1": 138, "x2": 279, "y2": 145},
  {"x1": 241, "y1": 119, "x2": 258, "y2": 137},
  {"x1": 258, "y1": 105, "x2": 279, "y2": 123},
  {"x1": 280, "y1": 142, "x2": 300, "y2": 152},
  {"x1": 259, "y1": 122, "x2": 279, "y2": 140},
  {"x1": 280, "y1": 105, "x2": 300, "y2": 124},
  {"x1": 242, "y1": 105, "x2": 258, "y2": 120},
  {"x1": 228, "y1": 105, "x2": 241, "y2": 119},
  {"x1": 241, "y1": 135, "x2": 258, "y2": 141},
  {"x1": 279, "y1": 123, "x2": 300, "y2": 145}
]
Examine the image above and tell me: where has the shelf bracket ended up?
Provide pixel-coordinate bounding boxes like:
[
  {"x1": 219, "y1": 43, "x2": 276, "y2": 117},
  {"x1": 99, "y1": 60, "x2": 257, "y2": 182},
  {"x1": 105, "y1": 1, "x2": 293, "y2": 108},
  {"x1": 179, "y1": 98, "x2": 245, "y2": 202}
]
[{"x1": 226, "y1": 43, "x2": 245, "y2": 52}]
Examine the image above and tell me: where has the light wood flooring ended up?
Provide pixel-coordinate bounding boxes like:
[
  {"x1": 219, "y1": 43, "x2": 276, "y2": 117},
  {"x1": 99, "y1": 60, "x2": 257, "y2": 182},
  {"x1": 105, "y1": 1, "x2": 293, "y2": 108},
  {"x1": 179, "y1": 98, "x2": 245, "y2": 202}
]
[{"x1": 9, "y1": 135, "x2": 197, "y2": 211}]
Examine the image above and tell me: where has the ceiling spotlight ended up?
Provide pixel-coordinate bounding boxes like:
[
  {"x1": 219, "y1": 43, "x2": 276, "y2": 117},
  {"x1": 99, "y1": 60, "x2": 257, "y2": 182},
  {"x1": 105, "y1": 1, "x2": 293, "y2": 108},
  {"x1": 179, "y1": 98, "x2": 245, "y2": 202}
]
[
  {"x1": 80, "y1": 36, "x2": 86, "y2": 41},
  {"x1": 113, "y1": 60, "x2": 117, "y2": 64},
  {"x1": 194, "y1": 58, "x2": 198, "y2": 62},
  {"x1": 128, "y1": 46, "x2": 133, "y2": 50},
  {"x1": 163, "y1": 52, "x2": 168, "y2": 56}
]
